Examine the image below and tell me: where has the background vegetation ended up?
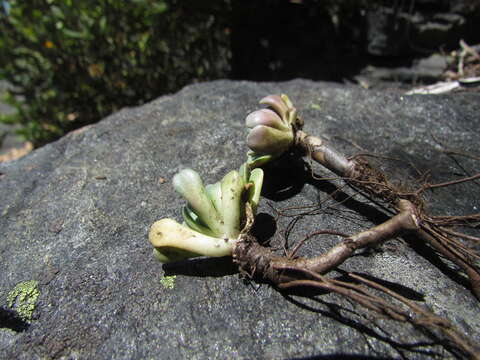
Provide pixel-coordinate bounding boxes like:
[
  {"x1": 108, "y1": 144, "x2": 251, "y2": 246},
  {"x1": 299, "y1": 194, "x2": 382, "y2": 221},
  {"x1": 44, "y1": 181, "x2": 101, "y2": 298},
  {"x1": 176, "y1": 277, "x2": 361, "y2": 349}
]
[{"x1": 0, "y1": 0, "x2": 231, "y2": 146}]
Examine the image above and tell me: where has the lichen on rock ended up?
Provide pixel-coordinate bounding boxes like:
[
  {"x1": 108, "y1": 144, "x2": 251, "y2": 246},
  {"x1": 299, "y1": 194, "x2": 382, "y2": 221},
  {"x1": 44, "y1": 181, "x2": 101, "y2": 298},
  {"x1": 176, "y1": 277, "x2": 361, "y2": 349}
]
[
  {"x1": 160, "y1": 275, "x2": 176, "y2": 289},
  {"x1": 7, "y1": 280, "x2": 40, "y2": 323}
]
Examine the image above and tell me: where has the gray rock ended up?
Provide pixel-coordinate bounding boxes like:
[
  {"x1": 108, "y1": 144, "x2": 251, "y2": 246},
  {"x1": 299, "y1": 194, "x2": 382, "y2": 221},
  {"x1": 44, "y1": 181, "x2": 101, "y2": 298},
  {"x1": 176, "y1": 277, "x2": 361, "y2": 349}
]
[
  {"x1": 0, "y1": 79, "x2": 479, "y2": 359},
  {"x1": 357, "y1": 53, "x2": 449, "y2": 86},
  {"x1": 366, "y1": 4, "x2": 477, "y2": 57}
]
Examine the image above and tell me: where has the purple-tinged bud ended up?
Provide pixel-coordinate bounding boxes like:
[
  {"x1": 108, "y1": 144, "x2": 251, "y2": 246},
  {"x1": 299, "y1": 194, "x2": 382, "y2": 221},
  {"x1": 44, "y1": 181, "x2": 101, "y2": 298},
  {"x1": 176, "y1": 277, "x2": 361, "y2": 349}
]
[
  {"x1": 245, "y1": 94, "x2": 301, "y2": 166},
  {"x1": 260, "y1": 95, "x2": 289, "y2": 120},
  {"x1": 246, "y1": 125, "x2": 294, "y2": 156},
  {"x1": 245, "y1": 109, "x2": 289, "y2": 131}
]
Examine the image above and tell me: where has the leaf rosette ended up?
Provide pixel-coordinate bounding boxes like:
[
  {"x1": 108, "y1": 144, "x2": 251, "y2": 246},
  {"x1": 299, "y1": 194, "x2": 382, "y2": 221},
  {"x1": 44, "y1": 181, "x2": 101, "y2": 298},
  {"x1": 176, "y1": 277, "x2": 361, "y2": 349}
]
[
  {"x1": 246, "y1": 94, "x2": 302, "y2": 167},
  {"x1": 149, "y1": 165, "x2": 263, "y2": 263}
]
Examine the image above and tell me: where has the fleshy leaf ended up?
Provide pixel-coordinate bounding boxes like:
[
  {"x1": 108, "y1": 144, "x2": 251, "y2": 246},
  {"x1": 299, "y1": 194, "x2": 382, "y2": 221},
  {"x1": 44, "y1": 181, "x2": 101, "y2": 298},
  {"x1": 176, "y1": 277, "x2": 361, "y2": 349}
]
[
  {"x1": 245, "y1": 109, "x2": 289, "y2": 131},
  {"x1": 205, "y1": 182, "x2": 223, "y2": 215},
  {"x1": 153, "y1": 247, "x2": 201, "y2": 263},
  {"x1": 260, "y1": 94, "x2": 288, "y2": 121},
  {"x1": 182, "y1": 206, "x2": 216, "y2": 237},
  {"x1": 247, "y1": 168, "x2": 264, "y2": 213},
  {"x1": 247, "y1": 152, "x2": 274, "y2": 168},
  {"x1": 149, "y1": 218, "x2": 236, "y2": 263},
  {"x1": 246, "y1": 125, "x2": 294, "y2": 155},
  {"x1": 221, "y1": 170, "x2": 245, "y2": 239},
  {"x1": 239, "y1": 163, "x2": 251, "y2": 184},
  {"x1": 172, "y1": 168, "x2": 223, "y2": 237}
]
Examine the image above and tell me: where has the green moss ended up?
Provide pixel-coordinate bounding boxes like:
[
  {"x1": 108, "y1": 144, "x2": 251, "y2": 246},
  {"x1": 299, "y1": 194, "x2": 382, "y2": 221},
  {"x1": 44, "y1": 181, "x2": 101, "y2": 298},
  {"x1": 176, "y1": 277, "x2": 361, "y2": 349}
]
[
  {"x1": 160, "y1": 275, "x2": 176, "y2": 289},
  {"x1": 7, "y1": 280, "x2": 40, "y2": 323}
]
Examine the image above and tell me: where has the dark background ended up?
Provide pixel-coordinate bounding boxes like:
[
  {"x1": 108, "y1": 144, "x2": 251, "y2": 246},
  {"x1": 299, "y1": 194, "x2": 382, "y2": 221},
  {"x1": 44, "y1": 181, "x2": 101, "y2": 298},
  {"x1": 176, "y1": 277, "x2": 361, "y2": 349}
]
[
  {"x1": 1, "y1": 0, "x2": 479, "y2": 154},
  {"x1": 229, "y1": 0, "x2": 479, "y2": 82}
]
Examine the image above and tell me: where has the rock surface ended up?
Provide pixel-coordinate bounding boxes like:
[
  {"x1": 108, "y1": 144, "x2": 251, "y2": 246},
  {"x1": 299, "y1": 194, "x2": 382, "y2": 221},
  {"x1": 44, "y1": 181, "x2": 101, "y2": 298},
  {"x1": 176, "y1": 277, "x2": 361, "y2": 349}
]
[{"x1": 0, "y1": 79, "x2": 479, "y2": 359}]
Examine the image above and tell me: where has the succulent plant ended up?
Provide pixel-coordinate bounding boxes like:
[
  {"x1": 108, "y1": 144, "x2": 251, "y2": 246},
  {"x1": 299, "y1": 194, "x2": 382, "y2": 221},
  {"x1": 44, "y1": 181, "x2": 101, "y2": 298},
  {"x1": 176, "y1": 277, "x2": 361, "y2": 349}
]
[
  {"x1": 149, "y1": 165, "x2": 263, "y2": 263},
  {"x1": 148, "y1": 94, "x2": 299, "y2": 263},
  {"x1": 246, "y1": 94, "x2": 302, "y2": 167}
]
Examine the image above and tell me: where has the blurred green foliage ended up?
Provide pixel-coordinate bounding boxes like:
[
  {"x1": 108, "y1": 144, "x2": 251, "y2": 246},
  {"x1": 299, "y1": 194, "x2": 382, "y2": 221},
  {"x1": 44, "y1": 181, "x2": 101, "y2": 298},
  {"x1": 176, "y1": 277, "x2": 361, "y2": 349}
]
[{"x1": 0, "y1": 0, "x2": 231, "y2": 146}]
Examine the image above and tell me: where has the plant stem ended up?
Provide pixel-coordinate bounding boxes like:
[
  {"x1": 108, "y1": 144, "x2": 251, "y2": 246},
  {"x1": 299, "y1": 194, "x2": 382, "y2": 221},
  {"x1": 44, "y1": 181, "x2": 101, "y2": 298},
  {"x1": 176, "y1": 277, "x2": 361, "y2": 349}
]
[{"x1": 295, "y1": 130, "x2": 356, "y2": 178}]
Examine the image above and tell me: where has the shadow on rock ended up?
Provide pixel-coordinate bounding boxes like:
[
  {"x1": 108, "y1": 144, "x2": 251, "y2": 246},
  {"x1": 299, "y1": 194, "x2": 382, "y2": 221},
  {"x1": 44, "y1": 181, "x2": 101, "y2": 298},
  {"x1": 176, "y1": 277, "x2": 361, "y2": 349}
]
[
  {"x1": 260, "y1": 152, "x2": 309, "y2": 201},
  {"x1": 276, "y1": 269, "x2": 424, "y2": 302},
  {"x1": 264, "y1": 153, "x2": 391, "y2": 224},
  {"x1": 281, "y1": 293, "x2": 445, "y2": 359},
  {"x1": 0, "y1": 307, "x2": 29, "y2": 333},
  {"x1": 289, "y1": 355, "x2": 392, "y2": 360},
  {"x1": 163, "y1": 256, "x2": 238, "y2": 278}
]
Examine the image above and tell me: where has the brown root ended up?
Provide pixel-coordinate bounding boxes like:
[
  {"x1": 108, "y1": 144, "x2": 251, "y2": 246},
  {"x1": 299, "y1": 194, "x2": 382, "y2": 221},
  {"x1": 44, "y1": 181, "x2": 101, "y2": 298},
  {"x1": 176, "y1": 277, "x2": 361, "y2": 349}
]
[
  {"x1": 279, "y1": 270, "x2": 480, "y2": 359},
  {"x1": 232, "y1": 209, "x2": 480, "y2": 359},
  {"x1": 234, "y1": 200, "x2": 418, "y2": 283},
  {"x1": 294, "y1": 129, "x2": 480, "y2": 300}
]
